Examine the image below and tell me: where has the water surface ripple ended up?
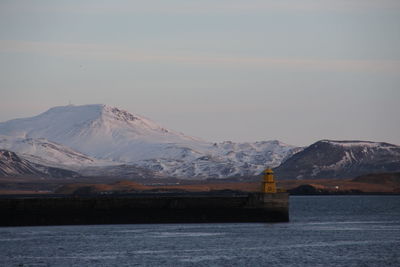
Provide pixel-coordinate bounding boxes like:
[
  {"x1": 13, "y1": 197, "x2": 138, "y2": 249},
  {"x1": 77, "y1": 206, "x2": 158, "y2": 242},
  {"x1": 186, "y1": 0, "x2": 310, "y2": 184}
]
[{"x1": 1, "y1": 195, "x2": 399, "y2": 266}]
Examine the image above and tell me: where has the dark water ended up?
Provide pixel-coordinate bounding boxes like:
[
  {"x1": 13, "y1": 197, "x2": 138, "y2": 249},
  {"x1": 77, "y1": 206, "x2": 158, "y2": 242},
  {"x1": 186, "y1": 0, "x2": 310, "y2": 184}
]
[{"x1": 1, "y1": 196, "x2": 399, "y2": 267}]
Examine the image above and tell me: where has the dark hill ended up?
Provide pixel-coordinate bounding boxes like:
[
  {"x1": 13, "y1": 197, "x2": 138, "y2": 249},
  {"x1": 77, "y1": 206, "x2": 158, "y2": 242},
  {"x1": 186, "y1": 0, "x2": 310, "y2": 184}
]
[{"x1": 274, "y1": 140, "x2": 400, "y2": 179}]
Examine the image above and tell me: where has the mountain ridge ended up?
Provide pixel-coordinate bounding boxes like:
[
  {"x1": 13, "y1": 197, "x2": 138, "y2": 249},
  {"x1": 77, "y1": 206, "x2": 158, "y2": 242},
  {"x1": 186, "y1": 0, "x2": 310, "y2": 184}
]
[
  {"x1": 0, "y1": 104, "x2": 298, "y2": 178},
  {"x1": 2, "y1": 105, "x2": 399, "y2": 180}
]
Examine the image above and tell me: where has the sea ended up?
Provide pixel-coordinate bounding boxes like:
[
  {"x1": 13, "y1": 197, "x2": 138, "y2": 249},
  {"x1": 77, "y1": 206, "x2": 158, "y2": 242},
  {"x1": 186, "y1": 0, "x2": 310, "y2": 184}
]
[{"x1": 1, "y1": 195, "x2": 399, "y2": 267}]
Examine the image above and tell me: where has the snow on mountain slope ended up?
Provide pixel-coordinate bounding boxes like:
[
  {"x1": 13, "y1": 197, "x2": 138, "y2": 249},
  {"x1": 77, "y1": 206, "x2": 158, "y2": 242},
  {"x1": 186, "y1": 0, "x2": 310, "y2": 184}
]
[
  {"x1": 0, "y1": 149, "x2": 42, "y2": 177},
  {"x1": 0, "y1": 149, "x2": 80, "y2": 178},
  {"x1": 0, "y1": 104, "x2": 298, "y2": 178},
  {"x1": 274, "y1": 140, "x2": 400, "y2": 179},
  {"x1": 154, "y1": 140, "x2": 300, "y2": 178},
  {"x1": 0, "y1": 135, "x2": 113, "y2": 169},
  {"x1": 213, "y1": 140, "x2": 299, "y2": 168}
]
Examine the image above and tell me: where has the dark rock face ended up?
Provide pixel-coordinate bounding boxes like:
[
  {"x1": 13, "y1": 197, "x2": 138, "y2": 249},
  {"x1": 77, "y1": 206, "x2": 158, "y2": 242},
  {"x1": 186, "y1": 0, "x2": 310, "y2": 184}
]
[
  {"x1": 274, "y1": 140, "x2": 400, "y2": 180},
  {"x1": 0, "y1": 150, "x2": 43, "y2": 177},
  {"x1": 0, "y1": 149, "x2": 80, "y2": 178}
]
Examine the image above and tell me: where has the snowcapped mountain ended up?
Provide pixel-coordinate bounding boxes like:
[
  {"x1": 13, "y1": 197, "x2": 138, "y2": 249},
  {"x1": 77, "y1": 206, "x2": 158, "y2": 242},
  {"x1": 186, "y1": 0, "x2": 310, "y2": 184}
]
[
  {"x1": 0, "y1": 104, "x2": 207, "y2": 162},
  {"x1": 0, "y1": 104, "x2": 298, "y2": 178},
  {"x1": 0, "y1": 149, "x2": 80, "y2": 178},
  {"x1": 274, "y1": 140, "x2": 400, "y2": 179}
]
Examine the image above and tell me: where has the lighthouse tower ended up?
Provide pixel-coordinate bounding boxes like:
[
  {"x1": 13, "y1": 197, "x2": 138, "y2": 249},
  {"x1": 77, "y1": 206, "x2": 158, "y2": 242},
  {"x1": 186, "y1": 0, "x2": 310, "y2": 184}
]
[{"x1": 262, "y1": 168, "x2": 277, "y2": 193}]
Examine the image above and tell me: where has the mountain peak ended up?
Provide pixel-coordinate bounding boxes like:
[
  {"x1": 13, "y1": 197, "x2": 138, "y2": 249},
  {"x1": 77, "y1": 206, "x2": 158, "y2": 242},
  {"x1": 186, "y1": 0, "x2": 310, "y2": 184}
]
[
  {"x1": 102, "y1": 105, "x2": 140, "y2": 122},
  {"x1": 2, "y1": 104, "x2": 172, "y2": 137},
  {"x1": 97, "y1": 104, "x2": 167, "y2": 132},
  {"x1": 0, "y1": 104, "x2": 205, "y2": 161}
]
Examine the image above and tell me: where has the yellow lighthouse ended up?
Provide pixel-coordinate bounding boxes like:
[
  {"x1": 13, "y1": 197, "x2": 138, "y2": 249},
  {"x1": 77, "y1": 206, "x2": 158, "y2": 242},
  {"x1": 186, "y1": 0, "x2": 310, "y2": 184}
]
[{"x1": 262, "y1": 168, "x2": 277, "y2": 193}]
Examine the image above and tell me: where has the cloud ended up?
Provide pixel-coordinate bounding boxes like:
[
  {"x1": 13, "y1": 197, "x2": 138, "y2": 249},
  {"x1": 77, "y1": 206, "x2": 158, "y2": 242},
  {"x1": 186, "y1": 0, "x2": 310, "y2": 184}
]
[{"x1": 1, "y1": 40, "x2": 399, "y2": 73}]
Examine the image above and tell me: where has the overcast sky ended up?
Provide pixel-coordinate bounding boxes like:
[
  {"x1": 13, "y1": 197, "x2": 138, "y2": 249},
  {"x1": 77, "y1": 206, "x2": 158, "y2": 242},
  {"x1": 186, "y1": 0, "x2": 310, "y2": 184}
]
[{"x1": 0, "y1": 0, "x2": 399, "y2": 146}]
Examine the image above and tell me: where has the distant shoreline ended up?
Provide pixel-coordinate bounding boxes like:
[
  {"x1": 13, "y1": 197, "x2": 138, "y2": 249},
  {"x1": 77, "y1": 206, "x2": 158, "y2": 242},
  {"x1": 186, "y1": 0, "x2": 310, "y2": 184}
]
[{"x1": 1, "y1": 172, "x2": 399, "y2": 195}]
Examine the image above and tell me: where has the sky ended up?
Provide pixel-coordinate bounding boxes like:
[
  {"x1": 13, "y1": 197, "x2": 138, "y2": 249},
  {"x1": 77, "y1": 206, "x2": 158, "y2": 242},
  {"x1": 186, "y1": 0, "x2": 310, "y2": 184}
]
[{"x1": 0, "y1": 0, "x2": 399, "y2": 146}]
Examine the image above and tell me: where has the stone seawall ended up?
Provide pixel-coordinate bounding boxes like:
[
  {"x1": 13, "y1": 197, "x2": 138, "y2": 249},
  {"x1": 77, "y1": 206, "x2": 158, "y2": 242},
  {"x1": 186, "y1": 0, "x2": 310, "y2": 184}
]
[{"x1": 0, "y1": 192, "x2": 289, "y2": 226}]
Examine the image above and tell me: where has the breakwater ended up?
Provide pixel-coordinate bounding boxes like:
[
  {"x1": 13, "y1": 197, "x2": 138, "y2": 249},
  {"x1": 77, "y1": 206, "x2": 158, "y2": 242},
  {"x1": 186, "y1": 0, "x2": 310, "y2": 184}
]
[{"x1": 0, "y1": 191, "x2": 289, "y2": 226}]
